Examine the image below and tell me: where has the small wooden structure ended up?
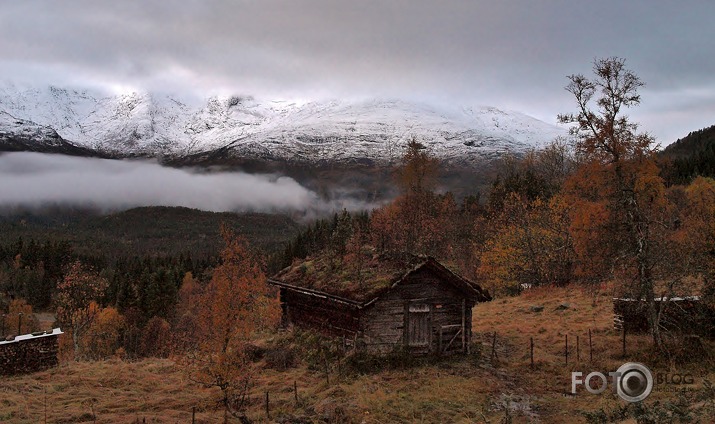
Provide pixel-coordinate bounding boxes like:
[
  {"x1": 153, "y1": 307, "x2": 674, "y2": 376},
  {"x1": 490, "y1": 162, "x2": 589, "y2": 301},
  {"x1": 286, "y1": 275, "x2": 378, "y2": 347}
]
[
  {"x1": 0, "y1": 328, "x2": 63, "y2": 375},
  {"x1": 613, "y1": 296, "x2": 715, "y2": 337},
  {"x1": 269, "y1": 255, "x2": 490, "y2": 355}
]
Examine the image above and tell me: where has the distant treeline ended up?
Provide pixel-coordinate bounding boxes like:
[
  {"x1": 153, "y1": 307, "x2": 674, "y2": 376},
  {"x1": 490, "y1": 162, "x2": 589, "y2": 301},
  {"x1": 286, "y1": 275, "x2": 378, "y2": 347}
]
[
  {"x1": 0, "y1": 206, "x2": 300, "y2": 259},
  {"x1": 0, "y1": 236, "x2": 214, "y2": 319}
]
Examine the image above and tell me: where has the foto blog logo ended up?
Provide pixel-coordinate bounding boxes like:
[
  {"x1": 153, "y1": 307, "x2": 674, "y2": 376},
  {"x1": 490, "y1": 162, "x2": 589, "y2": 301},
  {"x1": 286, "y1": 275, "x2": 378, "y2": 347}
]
[{"x1": 572, "y1": 362, "x2": 654, "y2": 403}]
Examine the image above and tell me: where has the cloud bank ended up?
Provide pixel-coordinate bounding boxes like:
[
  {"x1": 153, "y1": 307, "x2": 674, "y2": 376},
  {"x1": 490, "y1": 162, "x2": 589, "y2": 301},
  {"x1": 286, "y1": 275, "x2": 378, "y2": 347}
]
[{"x1": 0, "y1": 152, "x2": 363, "y2": 215}]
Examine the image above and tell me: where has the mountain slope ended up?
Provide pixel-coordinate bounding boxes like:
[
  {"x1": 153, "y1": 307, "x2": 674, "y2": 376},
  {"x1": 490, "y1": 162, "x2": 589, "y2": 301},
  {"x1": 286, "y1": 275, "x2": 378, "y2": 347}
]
[
  {"x1": 0, "y1": 85, "x2": 566, "y2": 164},
  {"x1": 0, "y1": 205, "x2": 300, "y2": 258},
  {"x1": 660, "y1": 124, "x2": 715, "y2": 184},
  {"x1": 0, "y1": 111, "x2": 99, "y2": 156}
]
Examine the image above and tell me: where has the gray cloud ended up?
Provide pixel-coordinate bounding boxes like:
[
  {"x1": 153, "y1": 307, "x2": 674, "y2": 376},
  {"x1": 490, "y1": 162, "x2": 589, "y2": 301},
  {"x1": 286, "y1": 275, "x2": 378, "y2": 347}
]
[
  {"x1": 0, "y1": 152, "x2": 371, "y2": 215},
  {"x1": 1, "y1": 1, "x2": 714, "y2": 144}
]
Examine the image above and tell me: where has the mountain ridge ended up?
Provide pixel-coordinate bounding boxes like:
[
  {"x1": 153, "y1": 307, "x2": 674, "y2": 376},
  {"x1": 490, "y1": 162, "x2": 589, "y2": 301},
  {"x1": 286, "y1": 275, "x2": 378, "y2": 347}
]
[{"x1": 0, "y1": 84, "x2": 567, "y2": 165}]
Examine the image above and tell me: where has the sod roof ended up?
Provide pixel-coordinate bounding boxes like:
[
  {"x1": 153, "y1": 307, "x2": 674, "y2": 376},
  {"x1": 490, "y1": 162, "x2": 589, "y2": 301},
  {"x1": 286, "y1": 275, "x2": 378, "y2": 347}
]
[{"x1": 269, "y1": 252, "x2": 490, "y2": 305}]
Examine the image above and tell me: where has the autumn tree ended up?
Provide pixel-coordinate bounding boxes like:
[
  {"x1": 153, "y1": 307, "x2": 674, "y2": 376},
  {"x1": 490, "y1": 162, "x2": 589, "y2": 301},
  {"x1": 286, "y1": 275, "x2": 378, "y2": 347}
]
[
  {"x1": 140, "y1": 315, "x2": 171, "y2": 358},
  {"x1": 677, "y1": 177, "x2": 715, "y2": 317},
  {"x1": 55, "y1": 261, "x2": 108, "y2": 357},
  {"x1": 559, "y1": 57, "x2": 676, "y2": 347},
  {"x1": 81, "y1": 306, "x2": 126, "y2": 360},
  {"x1": 173, "y1": 271, "x2": 203, "y2": 347},
  {"x1": 370, "y1": 201, "x2": 405, "y2": 253},
  {"x1": 396, "y1": 139, "x2": 440, "y2": 252},
  {"x1": 368, "y1": 138, "x2": 445, "y2": 256},
  {"x1": 182, "y1": 226, "x2": 280, "y2": 420},
  {"x1": 396, "y1": 138, "x2": 439, "y2": 196},
  {"x1": 480, "y1": 194, "x2": 574, "y2": 295}
]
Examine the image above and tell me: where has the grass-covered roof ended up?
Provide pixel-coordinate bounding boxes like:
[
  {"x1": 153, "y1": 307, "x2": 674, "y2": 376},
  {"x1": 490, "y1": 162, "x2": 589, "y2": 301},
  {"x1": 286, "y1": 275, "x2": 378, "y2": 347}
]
[{"x1": 270, "y1": 251, "x2": 489, "y2": 305}]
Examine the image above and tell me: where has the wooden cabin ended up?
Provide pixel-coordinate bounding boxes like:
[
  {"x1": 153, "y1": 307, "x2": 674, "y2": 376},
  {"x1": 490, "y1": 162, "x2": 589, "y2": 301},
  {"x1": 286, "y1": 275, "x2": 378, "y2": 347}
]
[{"x1": 269, "y1": 255, "x2": 491, "y2": 355}]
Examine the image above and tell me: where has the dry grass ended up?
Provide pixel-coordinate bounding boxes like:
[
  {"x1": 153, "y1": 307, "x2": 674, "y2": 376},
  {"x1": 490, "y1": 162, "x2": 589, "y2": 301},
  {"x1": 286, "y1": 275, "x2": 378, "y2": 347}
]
[
  {"x1": 3, "y1": 284, "x2": 713, "y2": 423},
  {"x1": 0, "y1": 359, "x2": 221, "y2": 423},
  {"x1": 472, "y1": 283, "x2": 715, "y2": 423}
]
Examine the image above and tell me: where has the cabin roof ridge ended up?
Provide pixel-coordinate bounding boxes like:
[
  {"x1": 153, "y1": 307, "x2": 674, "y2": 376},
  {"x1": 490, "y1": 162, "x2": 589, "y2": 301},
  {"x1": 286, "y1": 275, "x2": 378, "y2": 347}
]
[{"x1": 269, "y1": 255, "x2": 491, "y2": 305}]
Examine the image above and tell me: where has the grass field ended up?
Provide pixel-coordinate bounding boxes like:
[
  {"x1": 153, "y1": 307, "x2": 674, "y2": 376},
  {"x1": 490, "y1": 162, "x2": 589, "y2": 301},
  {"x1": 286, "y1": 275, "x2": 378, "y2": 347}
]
[{"x1": 2, "y1": 284, "x2": 713, "y2": 423}]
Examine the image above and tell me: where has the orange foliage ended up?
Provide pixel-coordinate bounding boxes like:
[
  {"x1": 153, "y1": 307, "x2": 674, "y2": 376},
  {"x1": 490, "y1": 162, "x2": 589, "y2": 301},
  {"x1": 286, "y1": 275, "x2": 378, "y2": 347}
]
[
  {"x1": 479, "y1": 194, "x2": 573, "y2": 295},
  {"x1": 370, "y1": 201, "x2": 405, "y2": 252},
  {"x1": 678, "y1": 177, "x2": 715, "y2": 290},
  {"x1": 141, "y1": 316, "x2": 171, "y2": 358},
  {"x1": 173, "y1": 271, "x2": 203, "y2": 346},
  {"x1": 55, "y1": 261, "x2": 108, "y2": 357},
  {"x1": 180, "y1": 225, "x2": 280, "y2": 418},
  {"x1": 82, "y1": 305, "x2": 126, "y2": 360}
]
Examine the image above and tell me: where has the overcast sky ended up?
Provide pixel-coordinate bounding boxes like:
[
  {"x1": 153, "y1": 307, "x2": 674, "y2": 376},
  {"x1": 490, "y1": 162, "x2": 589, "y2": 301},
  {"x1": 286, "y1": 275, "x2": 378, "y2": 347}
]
[{"x1": 1, "y1": 1, "x2": 713, "y2": 145}]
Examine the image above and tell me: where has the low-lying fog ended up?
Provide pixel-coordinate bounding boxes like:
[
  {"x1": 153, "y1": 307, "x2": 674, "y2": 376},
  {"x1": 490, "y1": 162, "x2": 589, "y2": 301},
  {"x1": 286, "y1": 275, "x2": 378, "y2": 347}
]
[{"x1": 0, "y1": 152, "x2": 375, "y2": 216}]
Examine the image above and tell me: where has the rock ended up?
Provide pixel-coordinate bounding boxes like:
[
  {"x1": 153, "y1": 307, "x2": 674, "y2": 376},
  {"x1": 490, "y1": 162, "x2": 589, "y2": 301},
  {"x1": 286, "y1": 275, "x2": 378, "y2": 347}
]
[
  {"x1": 555, "y1": 303, "x2": 571, "y2": 311},
  {"x1": 529, "y1": 305, "x2": 544, "y2": 313}
]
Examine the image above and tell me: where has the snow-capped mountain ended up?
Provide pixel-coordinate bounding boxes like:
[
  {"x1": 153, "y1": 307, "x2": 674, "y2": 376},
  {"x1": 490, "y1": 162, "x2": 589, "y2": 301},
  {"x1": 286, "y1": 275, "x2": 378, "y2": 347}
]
[
  {"x1": 0, "y1": 84, "x2": 566, "y2": 165},
  {"x1": 0, "y1": 111, "x2": 97, "y2": 156}
]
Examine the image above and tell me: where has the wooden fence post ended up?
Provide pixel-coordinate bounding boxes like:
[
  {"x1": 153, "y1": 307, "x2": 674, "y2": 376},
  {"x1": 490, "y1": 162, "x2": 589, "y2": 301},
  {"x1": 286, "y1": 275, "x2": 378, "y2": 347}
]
[
  {"x1": 18, "y1": 312, "x2": 23, "y2": 335},
  {"x1": 530, "y1": 337, "x2": 534, "y2": 370},
  {"x1": 265, "y1": 391, "x2": 270, "y2": 419},
  {"x1": 565, "y1": 335, "x2": 568, "y2": 365},
  {"x1": 294, "y1": 381, "x2": 298, "y2": 404},
  {"x1": 461, "y1": 298, "x2": 466, "y2": 352},
  {"x1": 622, "y1": 327, "x2": 626, "y2": 357},
  {"x1": 191, "y1": 406, "x2": 195, "y2": 424},
  {"x1": 491, "y1": 332, "x2": 497, "y2": 361},
  {"x1": 576, "y1": 335, "x2": 580, "y2": 362},
  {"x1": 589, "y1": 329, "x2": 593, "y2": 362}
]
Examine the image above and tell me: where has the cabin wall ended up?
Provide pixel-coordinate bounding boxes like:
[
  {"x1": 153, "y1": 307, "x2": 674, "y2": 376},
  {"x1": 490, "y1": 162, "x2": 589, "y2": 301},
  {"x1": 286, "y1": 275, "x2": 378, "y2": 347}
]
[
  {"x1": 359, "y1": 268, "x2": 474, "y2": 354},
  {"x1": 280, "y1": 288, "x2": 361, "y2": 337},
  {"x1": 0, "y1": 334, "x2": 60, "y2": 375}
]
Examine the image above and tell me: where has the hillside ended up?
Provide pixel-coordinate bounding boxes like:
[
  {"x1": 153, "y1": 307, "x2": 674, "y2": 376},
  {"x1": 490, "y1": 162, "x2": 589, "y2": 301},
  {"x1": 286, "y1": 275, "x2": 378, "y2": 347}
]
[
  {"x1": 0, "y1": 85, "x2": 566, "y2": 165},
  {"x1": 0, "y1": 112, "x2": 99, "y2": 156},
  {"x1": 0, "y1": 206, "x2": 301, "y2": 258},
  {"x1": 3, "y1": 285, "x2": 712, "y2": 423},
  {"x1": 660, "y1": 124, "x2": 715, "y2": 184}
]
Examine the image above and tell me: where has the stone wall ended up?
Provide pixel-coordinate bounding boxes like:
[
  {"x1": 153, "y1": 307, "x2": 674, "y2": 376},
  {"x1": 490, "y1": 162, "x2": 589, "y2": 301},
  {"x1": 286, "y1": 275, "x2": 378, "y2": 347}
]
[{"x1": 0, "y1": 328, "x2": 62, "y2": 375}]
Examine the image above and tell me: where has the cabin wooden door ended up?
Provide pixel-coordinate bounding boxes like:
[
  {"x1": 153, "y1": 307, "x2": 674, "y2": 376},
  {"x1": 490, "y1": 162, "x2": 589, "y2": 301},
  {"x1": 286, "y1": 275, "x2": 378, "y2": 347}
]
[{"x1": 407, "y1": 304, "x2": 431, "y2": 348}]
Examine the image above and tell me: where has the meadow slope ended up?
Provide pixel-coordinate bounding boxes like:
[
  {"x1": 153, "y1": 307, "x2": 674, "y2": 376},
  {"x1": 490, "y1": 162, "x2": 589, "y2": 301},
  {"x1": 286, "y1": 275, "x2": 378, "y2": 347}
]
[{"x1": 1, "y1": 284, "x2": 713, "y2": 423}]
